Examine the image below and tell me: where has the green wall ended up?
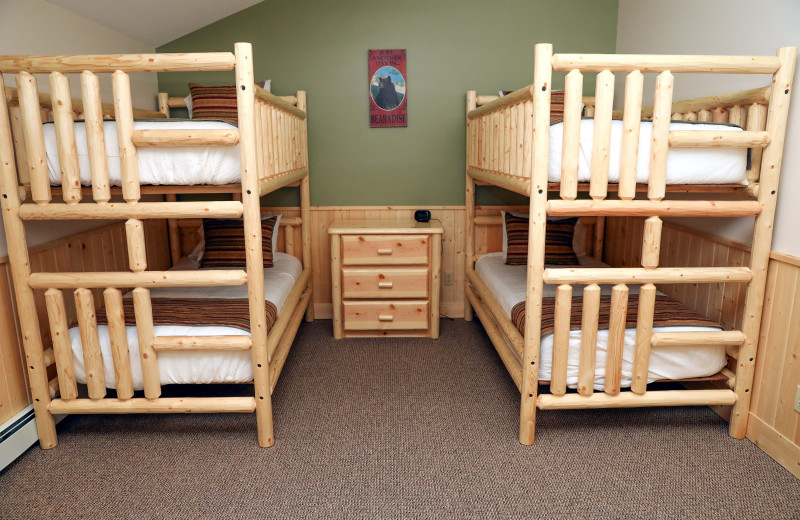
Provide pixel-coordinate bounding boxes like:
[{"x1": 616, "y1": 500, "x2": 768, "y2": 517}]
[{"x1": 158, "y1": 0, "x2": 618, "y2": 206}]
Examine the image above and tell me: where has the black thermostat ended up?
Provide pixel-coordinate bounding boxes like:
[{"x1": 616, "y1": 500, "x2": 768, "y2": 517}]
[{"x1": 414, "y1": 210, "x2": 431, "y2": 223}]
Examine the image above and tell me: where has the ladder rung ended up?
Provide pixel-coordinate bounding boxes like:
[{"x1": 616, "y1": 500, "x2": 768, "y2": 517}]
[
  {"x1": 543, "y1": 267, "x2": 753, "y2": 285},
  {"x1": 536, "y1": 389, "x2": 737, "y2": 410},
  {"x1": 651, "y1": 330, "x2": 746, "y2": 347},
  {"x1": 153, "y1": 335, "x2": 252, "y2": 351},
  {"x1": 29, "y1": 270, "x2": 247, "y2": 289},
  {"x1": 132, "y1": 129, "x2": 239, "y2": 147},
  {"x1": 669, "y1": 130, "x2": 770, "y2": 148},
  {"x1": 19, "y1": 201, "x2": 243, "y2": 220}
]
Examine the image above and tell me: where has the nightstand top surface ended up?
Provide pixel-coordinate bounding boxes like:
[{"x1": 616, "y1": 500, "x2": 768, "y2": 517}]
[{"x1": 328, "y1": 219, "x2": 444, "y2": 235}]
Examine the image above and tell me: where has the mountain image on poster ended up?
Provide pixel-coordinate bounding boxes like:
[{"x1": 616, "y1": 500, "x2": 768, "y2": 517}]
[{"x1": 369, "y1": 49, "x2": 407, "y2": 127}]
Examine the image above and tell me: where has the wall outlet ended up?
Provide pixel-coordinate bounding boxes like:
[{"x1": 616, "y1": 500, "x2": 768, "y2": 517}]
[
  {"x1": 443, "y1": 271, "x2": 454, "y2": 286},
  {"x1": 795, "y1": 385, "x2": 800, "y2": 414}
]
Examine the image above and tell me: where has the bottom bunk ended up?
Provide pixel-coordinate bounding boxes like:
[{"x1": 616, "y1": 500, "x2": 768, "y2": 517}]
[
  {"x1": 66, "y1": 252, "x2": 303, "y2": 389},
  {"x1": 474, "y1": 252, "x2": 727, "y2": 390}
]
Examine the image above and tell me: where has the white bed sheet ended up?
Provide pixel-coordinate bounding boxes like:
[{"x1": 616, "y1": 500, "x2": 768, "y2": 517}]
[
  {"x1": 548, "y1": 120, "x2": 747, "y2": 185},
  {"x1": 69, "y1": 253, "x2": 302, "y2": 389},
  {"x1": 474, "y1": 252, "x2": 727, "y2": 389},
  {"x1": 44, "y1": 119, "x2": 242, "y2": 186}
]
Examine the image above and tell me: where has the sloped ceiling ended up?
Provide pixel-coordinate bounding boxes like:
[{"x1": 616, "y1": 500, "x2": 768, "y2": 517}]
[{"x1": 47, "y1": 0, "x2": 263, "y2": 47}]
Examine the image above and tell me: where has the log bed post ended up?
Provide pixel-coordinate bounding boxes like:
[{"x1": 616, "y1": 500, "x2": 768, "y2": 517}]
[
  {"x1": 235, "y1": 42, "x2": 274, "y2": 447},
  {"x1": 729, "y1": 46, "x2": 796, "y2": 438},
  {"x1": 465, "y1": 90, "x2": 477, "y2": 321},
  {"x1": 0, "y1": 72, "x2": 58, "y2": 448},
  {"x1": 520, "y1": 43, "x2": 552, "y2": 445},
  {"x1": 296, "y1": 90, "x2": 314, "y2": 322}
]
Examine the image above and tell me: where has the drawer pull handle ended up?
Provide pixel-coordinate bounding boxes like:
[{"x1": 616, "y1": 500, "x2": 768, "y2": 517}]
[
  {"x1": 377, "y1": 248, "x2": 393, "y2": 255},
  {"x1": 378, "y1": 315, "x2": 394, "y2": 321},
  {"x1": 378, "y1": 281, "x2": 393, "y2": 289}
]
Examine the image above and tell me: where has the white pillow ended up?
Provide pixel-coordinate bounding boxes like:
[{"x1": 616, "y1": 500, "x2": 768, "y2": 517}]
[{"x1": 183, "y1": 80, "x2": 271, "y2": 119}]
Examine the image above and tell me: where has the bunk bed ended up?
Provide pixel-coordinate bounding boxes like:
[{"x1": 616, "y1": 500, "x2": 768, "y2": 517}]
[
  {"x1": 464, "y1": 44, "x2": 796, "y2": 444},
  {"x1": 0, "y1": 43, "x2": 313, "y2": 448}
]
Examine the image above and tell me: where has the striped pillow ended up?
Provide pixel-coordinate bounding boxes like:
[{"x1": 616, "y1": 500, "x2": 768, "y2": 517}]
[
  {"x1": 503, "y1": 211, "x2": 579, "y2": 266},
  {"x1": 200, "y1": 216, "x2": 279, "y2": 269},
  {"x1": 188, "y1": 82, "x2": 265, "y2": 125}
]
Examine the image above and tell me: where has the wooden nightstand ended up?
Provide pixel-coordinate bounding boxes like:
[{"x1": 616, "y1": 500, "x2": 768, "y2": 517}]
[{"x1": 329, "y1": 219, "x2": 443, "y2": 339}]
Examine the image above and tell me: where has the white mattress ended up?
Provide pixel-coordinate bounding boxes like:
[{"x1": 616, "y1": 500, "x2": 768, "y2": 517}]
[
  {"x1": 69, "y1": 253, "x2": 302, "y2": 389},
  {"x1": 474, "y1": 252, "x2": 727, "y2": 389},
  {"x1": 548, "y1": 120, "x2": 747, "y2": 185},
  {"x1": 44, "y1": 119, "x2": 242, "y2": 186}
]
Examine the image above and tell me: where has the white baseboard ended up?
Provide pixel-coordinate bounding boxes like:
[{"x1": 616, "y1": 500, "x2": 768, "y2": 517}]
[
  {"x1": 0, "y1": 406, "x2": 38, "y2": 471},
  {"x1": 0, "y1": 407, "x2": 67, "y2": 471}
]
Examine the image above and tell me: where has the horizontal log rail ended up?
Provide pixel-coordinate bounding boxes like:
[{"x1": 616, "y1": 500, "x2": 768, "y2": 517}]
[
  {"x1": 4, "y1": 85, "x2": 165, "y2": 119},
  {"x1": 49, "y1": 397, "x2": 256, "y2": 414},
  {"x1": 254, "y1": 85, "x2": 306, "y2": 119},
  {"x1": 267, "y1": 268, "x2": 311, "y2": 361},
  {"x1": 19, "y1": 201, "x2": 244, "y2": 220},
  {"x1": 152, "y1": 335, "x2": 253, "y2": 351},
  {"x1": 669, "y1": 130, "x2": 770, "y2": 148},
  {"x1": 551, "y1": 53, "x2": 780, "y2": 74},
  {"x1": 536, "y1": 389, "x2": 737, "y2": 410},
  {"x1": 0, "y1": 52, "x2": 236, "y2": 74},
  {"x1": 259, "y1": 168, "x2": 309, "y2": 197},
  {"x1": 471, "y1": 179, "x2": 752, "y2": 194},
  {"x1": 546, "y1": 200, "x2": 762, "y2": 217},
  {"x1": 29, "y1": 270, "x2": 247, "y2": 289},
  {"x1": 466, "y1": 287, "x2": 522, "y2": 391},
  {"x1": 468, "y1": 85, "x2": 531, "y2": 119},
  {"x1": 270, "y1": 291, "x2": 311, "y2": 393},
  {"x1": 467, "y1": 168, "x2": 530, "y2": 197},
  {"x1": 176, "y1": 214, "x2": 303, "y2": 228},
  {"x1": 131, "y1": 129, "x2": 240, "y2": 147},
  {"x1": 542, "y1": 267, "x2": 753, "y2": 285},
  {"x1": 466, "y1": 268, "x2": 524, "y2": 358},
  {"x1": 168, "y1": 94, "x2": 298, "y2": 108},
  {"x1": 650, "y1": 330, "x2": 746, "y2": 347},
  {"x1": 611, "y1": 86, "x2": 771, "y2": 120}
]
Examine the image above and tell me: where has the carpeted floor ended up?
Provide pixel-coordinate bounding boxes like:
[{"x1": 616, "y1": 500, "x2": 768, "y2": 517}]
[{"x1": 1, "y1": 319, "x2": 798, "y2": 519}]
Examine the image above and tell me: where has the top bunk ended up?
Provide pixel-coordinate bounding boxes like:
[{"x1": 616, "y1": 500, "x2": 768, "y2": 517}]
[
  {"x1": 466, "y1": 45, "x2": 796, "y2": 216},
  {"x1": 0, "y1": 44, "x2": 308, "y2": 217}
]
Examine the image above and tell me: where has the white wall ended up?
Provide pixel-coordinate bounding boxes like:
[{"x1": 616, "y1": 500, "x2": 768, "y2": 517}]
[
  {"x1": 616, "y1": 0, "x2": 800, "y2": 257},
  {"x1": 0, "y1": 0, "x2": 160, "y2": 256}
]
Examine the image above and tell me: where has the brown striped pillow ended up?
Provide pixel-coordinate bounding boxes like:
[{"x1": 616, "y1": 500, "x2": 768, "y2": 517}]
[
  {"x1": 503, "y1": 211, "x2": 579, "y2": 266},
  {"x1": 188, "y1": 82, "x2": 265, "y2": 125},
  {"x1": 200, "y1": 216, "x2": 279, "y2": 269}
]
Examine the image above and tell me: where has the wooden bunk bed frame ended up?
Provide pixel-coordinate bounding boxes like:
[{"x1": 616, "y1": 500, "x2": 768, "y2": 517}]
[
  {"x1": 464, "y1": 44, "x2": 796, "y2": 444},
  {"x1": 0, "y1": 42, "x2": 313, "y2": 448}
]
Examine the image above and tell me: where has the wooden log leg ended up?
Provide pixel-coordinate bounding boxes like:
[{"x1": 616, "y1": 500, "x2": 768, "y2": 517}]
[
  {"x1": 236, "y1": 42, "x2": 274, "y2": 447},
  {"x1": 519, "y1": 43, "x2": 553, "y2": 445},
  {"x1": 729, "y1": 47, "x2": 796, "y2": 438},
  {"x1": 0, "y1": 72, "x2": 57, "y2": 448},
  {"x1": 300, "y1": 173, "x2": 314, "y2": 322}
]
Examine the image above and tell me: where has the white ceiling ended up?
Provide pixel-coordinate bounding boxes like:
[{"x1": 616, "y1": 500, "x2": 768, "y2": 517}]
[{"x1": 48, "y1": 0, "x2": 263, "y2": 47}]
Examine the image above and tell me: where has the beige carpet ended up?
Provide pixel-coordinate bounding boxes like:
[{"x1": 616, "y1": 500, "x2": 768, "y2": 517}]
[{"x1": 1, "y1": 319, "x2": 798, "y2": 519}]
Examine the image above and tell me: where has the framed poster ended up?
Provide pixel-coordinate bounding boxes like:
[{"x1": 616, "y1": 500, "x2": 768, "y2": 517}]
[{"x1": 368, "y1": 49, "x2": 407, "y2": 127}]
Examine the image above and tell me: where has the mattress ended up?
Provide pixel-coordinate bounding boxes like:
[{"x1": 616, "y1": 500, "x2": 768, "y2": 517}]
[
  {"x1": 69, "y1": 252, "x2": 302, "y2": 389},
  {"x1": 474, "y1": 252, "x2": 727, "y2": 389},
  {"x1": 44, "y1": 119, "x2": 242, "y2": 186},
  {"x1": 547, "y1": 120, "x2": 747, "y2": 185}
]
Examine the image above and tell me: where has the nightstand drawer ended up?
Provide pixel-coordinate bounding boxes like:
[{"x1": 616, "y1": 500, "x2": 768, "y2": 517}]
[
  {"x1": 341, "y1": 234, "x2": 429, "y2": 265},
  {"x1": 342, "y1": 267, "x2": 429, "y2": 299},
  {"x1": 343, "y1": 301, "x2": 429, "y2": 331}
]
